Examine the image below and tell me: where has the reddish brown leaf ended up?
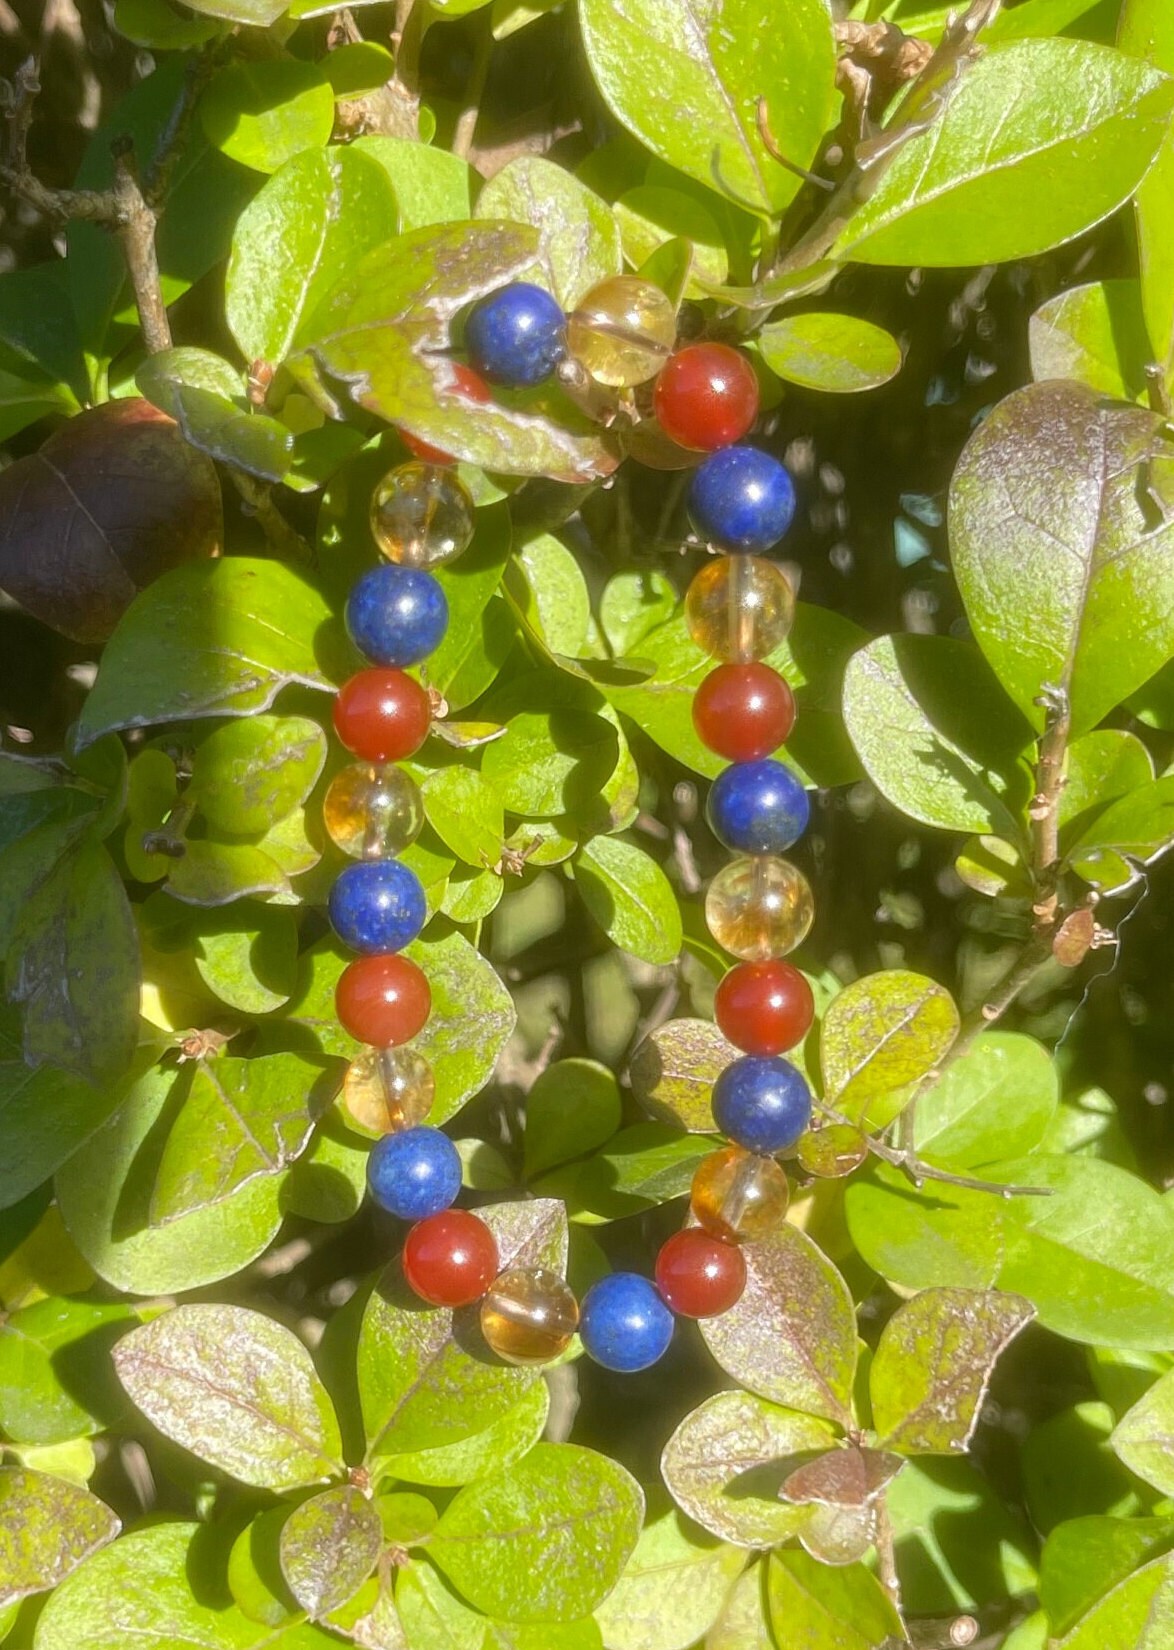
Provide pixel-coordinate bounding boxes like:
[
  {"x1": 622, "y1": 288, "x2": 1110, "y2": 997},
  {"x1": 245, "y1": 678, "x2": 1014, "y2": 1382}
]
[{"x1": 780, "y1": 1445, "x2": 904, "y2": 1509}]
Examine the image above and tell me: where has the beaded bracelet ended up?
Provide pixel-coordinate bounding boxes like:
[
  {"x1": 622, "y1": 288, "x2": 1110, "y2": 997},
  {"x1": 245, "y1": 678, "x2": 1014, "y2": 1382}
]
[{"x1": 322, "y1": 272, "x2": 816, "y2": 1376}]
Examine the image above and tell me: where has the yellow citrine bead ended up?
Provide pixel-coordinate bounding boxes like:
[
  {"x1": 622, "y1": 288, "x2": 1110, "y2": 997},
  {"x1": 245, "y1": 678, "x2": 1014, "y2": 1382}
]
[
  {"x1": 323, "y1": 763, "x2": 425, "y2": 860},
  {"x1": 796, "y1": 1124, "x2": 870, "y2": 1179},
  {"x1": 705, "y1": 855, "x2": 814, "y2": 961},
  {"x1": 479, "y1": 1267, "x2": 579, "y2": 1366},
  {"x1": 370, "y1": 461, "x2": 476, "y2": 568},
  {"x1": 565, "y1": 276, "x2": 677, "y2": 388},
  {"x1": 690, "y1": 1144, "x2": 790, "y2": 1241},
  {"x1": 343, "y1": 1045, "x2": 435, "y2": 1136},
  {"x1": 686, "y1": 554, "x2": 796, "y2": 663}
]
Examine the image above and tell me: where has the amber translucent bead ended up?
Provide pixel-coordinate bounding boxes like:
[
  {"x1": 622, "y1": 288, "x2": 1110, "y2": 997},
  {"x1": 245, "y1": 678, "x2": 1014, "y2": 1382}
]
[
  {"x1": 685, "y1": 555, "x2": 796, "y2": 664},
  {"x1": 323, "y1": 763, "x2": 425, "y2": 860},
  {"x1": 705, "y1": 855, "x2": 814, "y2": 961},
  {"x1": 797, "y1": 1124, "x2": 870, "y2": 1179},
  {"x1": 335, "y1": 954, "x2": 431, "y2": 1047},
  {"x1": 714, "y1": 960, "x2": 814, "y2": 1056},
  {"x1": 371, "y1": 461, "x2": 476, "y2": 568},
  {"x1": 565, "y1": 276, "x2": 677, "y2": 388},
  {"x1": 403, "y1": 1210, "x2": 499, "y2": 1307},
  {"x1": 480, "y1": 1267, "x2": 579, "y2": 1366},
  {"x1": 343, "y1": 1045, "x2": 435, "y2": 1135},
  {"x1": 690, "y1": 1144, "x2": 790, "y2": 1242},
  {"x1": 333, "y1": 670, "x2": 431, "y2": 763},
  {"x1": 655, "y1": 1228, "x2": 746, "y2": 1318},
  {"x1": 693, "y1": 663, "x2": 796, "y2": 761}
]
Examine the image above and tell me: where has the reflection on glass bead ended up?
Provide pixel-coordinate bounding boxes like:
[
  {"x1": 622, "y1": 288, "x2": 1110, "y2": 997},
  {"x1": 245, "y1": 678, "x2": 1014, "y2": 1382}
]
[
  {"x1": 705, "y1": 855, "x2": 814, "y2": 960},
  {"x1": 370, "y1": 462, "x2": 476, "y2": 568},
  {"x1": 685, "y1": 555, "x2": 796, "y2": 663},
  {"x1": 343, "y1": 1045, "x2": 435, "y2": 1135},
  {"x1": 324, "y1": 763, "x2": 425, "y2": 861},
  {"x1": 480, "y1": 1267, "x2": 579, "y2": 1366},
  {"x1": 691, "y1": 1144, "x2": 791, "y2": 1242},
  {"x1": 566, "y1": 276, "x2": 677, "y2": 388}
]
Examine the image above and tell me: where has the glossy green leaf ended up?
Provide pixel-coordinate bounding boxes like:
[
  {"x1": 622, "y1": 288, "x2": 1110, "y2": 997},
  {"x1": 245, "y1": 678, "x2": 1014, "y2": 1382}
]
[
  {"x1": 476, "y1": 157, "x2": 621, "y2": 308},
  {"x1": 194, "y1": 908, "x2": 299, "y2": 1014},
  {"x1": 1041, "y1": 1516, "x2": 1174, "y2": 1636},
  {"x1": 885, "y1": 1457, "x2": 1038, "y2": 1616},
  {"x1": 228, "y1": 1508, "x2": 298, "y2": 1629},
  {"x1": 1029, "y1": 279, "x2": 1150, "y2": 401},
  {"x1": 376, "y1": 1380, "x2": 549, "y2": 1488},
  {"x1": 352, "y1": 136, "x2": 472, "y2": 231},
  {"x1": 574, "y1": 837, "x2": 682, "y2": 965},
  {"x1": 1068, "y1": 776, "x2": 1174, "y2": 890},
  {"x1": 594, "y1": 1497, "x2": 745, "y2": 1650},
  {"x1": 1055, "y1": 1552, "x2": 1174, "y2": 1647},
  {"x1": 820, "y1": 969, "x2": 959, "y2": 1124},
  {"x1": 0, "y1": 1468, "x2": 119, "y2": 1607},
  {"x1": 913, "y1": 1032, "x2": 1059, "y2": 1170},
  {"x1": 136, "y1": 352, "x2": 294, "y2": 483},
  {"x1": 190, "y1": 716, "x2": 326, "y2": 835},
  {"x1": 421, "y1": 767, "x2": 505, "y2": 868},
  {"x1": 600, "y1": 571, "x2": 677, "y2": 656},
  {"x1": 524, "y1": 1058, "x2": 621, "y2": 1178},
  {"x1": 1120, "y1": 0, "x2": 1174, "y2": 391},
  {"x1": 482, "y1": 699, "x2": 619, "y2": 820},
  {"x1": 165, "y1": 840, "x2": 295, "y2": 907},
  {"x1": 0, "y1": 263, "x2": 85, "y2": 395},
  {"x1": 1060, "y1": 729, "x2": 1155, "y2": 834},
  {"x1": 557, "y1": 1124, "x2": 714, "y2": 1223},
  {"x1": 614, "y1": 187, "x2": 728, "y2": 293},
  {"x1": 179, "y1": 0, "x2": 285, "y2": 18},
  {"x1": 766, "y1": 1551, "x2": 904, "y2": 1650},
  {"x1": 200, "y1": 60, "x2": 336, "y2": 174},
  {"x1": 280, "y1": 1486, "x2": 382, "y2": 1618},
  {"x1": 112, "y1": 0, "x2": 222, "y2": 46},
  {"x1": 0, "y1": 1297, "x2": 137, "y2": 1445},
  {"x1": 508, "y1": 533, "x2": 593, "y2": 658},
  {"x1": 705, "y1": 1566, "x2": 772, "y2": 1650},
  {"x1": 1111, "y1": 1367, "x2": 1174, "y2": 1495},
  {"x1": 759, "y1": 313, "x2": 901, "y2": 393},
  {"x1": 628, "y1": 1018, "x2": 737, "y2": 1132}
]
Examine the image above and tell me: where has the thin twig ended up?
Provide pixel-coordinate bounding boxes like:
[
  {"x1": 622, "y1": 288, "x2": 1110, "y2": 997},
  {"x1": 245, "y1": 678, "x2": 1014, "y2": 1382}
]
[
  {"x1": 874, "y1": 1495, "x2": 902, "y2": 1611},
  {"x1": 112, "y1": 140, "x2": 171, "y2": 354},
  {"x1": 1029, "y1": 682, "x2": 1071, "y2": 927},
  {"x1": 755, "y1": 96, "x2": 835, "y2": 190},
  {"x1": 453, "y1": 9, "x2": 493, "y2": 164}
]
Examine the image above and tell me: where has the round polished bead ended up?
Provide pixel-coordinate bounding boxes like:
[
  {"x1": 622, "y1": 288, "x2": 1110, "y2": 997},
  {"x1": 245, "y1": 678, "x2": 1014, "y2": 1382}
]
[
  {"x1": 565, "y1": 276, "x2": 677, "y2": 388},
  {"x1": 796, "y1": 1123, "x2": 870, "y2": 1179},
  {"x1": 336, "y1": 954, "x2": 431, "y2": 1046},
  {"x1": 346, "y1": 565, "x2": 448, "y2": 668},
  {"x1": 693, "y1": 663, "x2": 795, "y2": 762},
  {"x1": 707, "y1": 759, "x2": 810, "y2": 855},
  {"x1": 691, "y1": 1144, "x2": 790, "y2": 1241},
  {"x1": 401, "y1": 364, "x2": 492, "y2": 465},
  {"x1": 343, "y1": 1045, "x2": 435, "y2": 1134},
  {"x1": 368, "y1": 1125, "x2": 460, "y2": 1221},
  {"x1": 712, "y1": 1055, "x2": 812, "y2": 1154},
  {"x1": 654, "y1": 343, "x2": 759, "y2": 451},
  {"x1": 466, "y1": 282, "x2": 566, "y2": 387},
  {"x1": 685, "y1": 555, "x2": 796, "y2": 663},
  {"x1": 655, "y1": 1228, "x2": 746, "y2": 1318},
  {"x1": 579, "y1": 1273, "x2": 674, "y2": 1373},
  {"x1": 329, "y1": 860, "x2": 426, "y2": 955},
  {"x1": 333, "y1": 669, "x2": 431, "y2": 763},
  {"x1": 705, "y1": 855, "x2": 815, "y2": 960},
  {"x1": 715, "y1": 959, "x2": 814, "y2": 1056},
  {"x1": 403, "y1": 1209, "x2": 499, "y2": 1307},
  {"x1": 480, "y1": 1267, "x2": 580, "y2": 1366},
  {"x1": 689, "y1": 446, "x2": 796, "y2": 553},
  {"x1": 323, "y1": 763, "x2": 425, "y2": 861},
  {"x1": 370, "y1": 462, "x2": 476, "y2": 569}
]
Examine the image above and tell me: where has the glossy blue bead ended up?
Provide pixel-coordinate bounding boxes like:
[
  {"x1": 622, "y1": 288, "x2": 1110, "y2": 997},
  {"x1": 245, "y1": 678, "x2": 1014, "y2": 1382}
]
[
  {"x1": 466, "y1": 283, "x2": 566, "y2": 387},
  {"x1": 579, "y1": 1273, "x2": 675, "y2": 1373},
  {"x1": 707, "y1": 758, "x2": 809, "y2": 854},
  {"x1": 368, "y1": 1126, "x2": 461, "y2": 1221},
  {"x1": 346, "y1": 565, "x2": 448, "y2": 667},
  {"x1": 688, "y1": 445, "x2": 796, "y2": 553},
  {"x1": 329, "y1": 860, "x2": 426, "y2": 955},
  {"x1": 711, "y1": 1056, "x2": 812, "y2": 1154}
]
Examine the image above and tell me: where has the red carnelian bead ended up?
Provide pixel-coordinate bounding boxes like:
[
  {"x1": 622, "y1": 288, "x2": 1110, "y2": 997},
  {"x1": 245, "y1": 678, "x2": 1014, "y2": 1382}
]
[
  {"x1": 693, "y1": 663, "x2": 795, "y2": 761},
  {"x1": 403, "y1": 1209, "x2": 499, "y2": 1307},
  {"x1": 334, "y1": 669, "x2": 432, "y2": 762},
  {"x1": 654, "y1": 343, "x2": 760, "y2": 452},
  {"x1": 715, "y1": 959, "x2": 814, "y2": 1056},
  {"x1": 400, "y1": 365, "x2": 492, "y2": 464},
  {"x1": 336, "y1": 954, "x2": 431, "y2": 1046},
  {"x1": 655, "y1": 1229, "x2": 746, "y2": 1318}
]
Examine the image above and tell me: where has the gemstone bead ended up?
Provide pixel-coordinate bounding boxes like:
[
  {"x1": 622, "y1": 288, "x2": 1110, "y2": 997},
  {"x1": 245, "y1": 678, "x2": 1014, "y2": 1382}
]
[
  {"x1": 333, "y1": 669, "x2": 432, "y2": 763},
  {"x1": 705, "y1": 855, "x2": 815, "y2": 960},
  {"x1": 403, "y1": 1209, "x2": 499, "y2": 1307},
  {"x1": 707, "y1": 759, "x2": 810, "y2": 855},
  {"x1": 565, "y1": 276, "x2": 677, "y2": 388},
  {"x1": 323, "y1": 763, "x2": 425, "y2": 861},
  {"x1": 329, "y1": 860, "x2": 427, "y2": 955},
  {"x1": 368, "y1": 1125, "x2": 461, "y2": 1221},
  {"x1": 480, "y1": 1267, "x2": 580, "y2": 1366},
  {"x1": 689, "y1": 446, "x2": 796, "y2": 553},
  {"x1": 690, "y1": 1144, "x2": 790, "y2": 1241},
  {"x1": 693, "y1": 663, "x2": 795, "y2": 761},
  {"x1": 796, "y1": 1123, "x2": 870, "y2": 1179},
  {"x1": 400, "y1": 363, "x2": 492, "y2": 465},
  {"x1": 654, "y1": 343, "x2": 760, "y2": 451},
  {"x1": 711, "y1": 1055, "x2": 813, "y2": 1154},
  {"x1": 346, "y1": 565, "x2": 448, "y2": 667},
  {"x1": 685, "y1": 555, "x2": 795, "y2": 663},
  {"x1": 715, "y1": 959, "x2": 814, "y2": 1056},
  {"x1": 343, "y1": 1045, "x2": 435, "y2": 1134},
  {"x1": 466, "y1": 282, "x2": 566, "y2": 387},
  {"x1": 336, "y1": 954, "x2": 431, "y2": 1046},
  {"x1": 579, "y1": 1273, "x2": 674, "y2": 1373},
  {"x1": 655, "y1": 1228, "x2": 746, "y2": 1318},
  {"x1": 371, "y1": 462, "x2": 476, "y2": 569}
]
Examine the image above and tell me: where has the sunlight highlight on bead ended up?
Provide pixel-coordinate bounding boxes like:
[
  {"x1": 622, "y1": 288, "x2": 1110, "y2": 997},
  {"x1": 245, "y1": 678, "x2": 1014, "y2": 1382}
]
[
  {"x1": 480, "y1": 1267, "x2": 580, "y2": 1365},
  {"x1": 566, "y1": 276, "x2": 677, "y2": 387},
  {"x1": 685, "y1": 554, "x2": 796, "y2": 663},
  {"x1": 690, "y1": 1144, "x2": 791, "y2": 1242},
  {"x1": 370, "y1": 462, "x2": 476, "y2": 568},
  {"x1": 343, "y1": 1045, "x2": 435, "y2": 1135},
  {"x1": 704, "y1": 855, "x2": 815, "y2": 960},
  {"x1": 323, "y1": 763, "x2": 425, "y2": 861}
]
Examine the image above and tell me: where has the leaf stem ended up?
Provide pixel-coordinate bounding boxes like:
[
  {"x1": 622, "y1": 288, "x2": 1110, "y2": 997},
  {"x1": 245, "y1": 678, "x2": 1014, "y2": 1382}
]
[{"x1": 454, "y1": 10, "x2": 493, "y2": 164}]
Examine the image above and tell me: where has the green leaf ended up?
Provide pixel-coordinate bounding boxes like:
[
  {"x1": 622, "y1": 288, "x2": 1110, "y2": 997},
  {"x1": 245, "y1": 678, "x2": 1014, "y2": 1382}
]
[
  {"x1": 628, "y1": 1018, "x2": 737, "y2": 1132},
  {"x1": 699, "y1": 1223, "x2": 857, "y2": 1425},
  {"x1": 885, "y1": 1457, "x2": 1038, "y2": 1616},
  {"x1": 200, "y1": 59, "x2": 336, "y2": 174},
  {"x1": 476, "y1": 157, "x2": 621, "y2": 309},
  {"x1": 1055, "y1": 1552, "x2": 1174, "y2": 1647},
  {"x1": 593, "y1": 1496, "x2": 745, "y2": 1650},
  {"x1": 1041, "y1": 1516, "x2": 1174, "y2": 1636},
  {"x1": 430, "y1": 1443, "x2": 643, "y2": 1623},
  {"x1": 421, "y1": 767, "x2": 505, "y2": 868},
  {"x1": 759, "y1": 313, "x2": 902, "y2": 393},
  {"x1": 1068, "y1": 776, "x2": 1174, "y2": 890},
  {"x1": 190, "y1": 716, "x2": 326, "y2": 835},
  {"x1": 705, "y1": 1566, "x2": 772, "y2": 1650},
  {"x1": 1120, "y1": 0, "x2": 1174, "y2": 393},
  {"x1": 0, "y1": 1296, "x2": 138, "y2": 1445},
  {"x1": 524, "y1": 1058, "x2": 621, "y2": 1177},
  {"x1": 112, "y1": 0, "x2": 223, "y2": 46},
  {"x1": 482, "y1": 692, "x2": 619, "y2": 819},
  {"x1": 76, "y1": 559, "x2": 332, "y2": 747},
  {"x1": 766, "y1": 1552, "x2": 904, "y2": 1650},
  {"x1": 599, "y1": 571, "x2": 676, "y2": 656},
  {"x1": 0, "y1": 264, "x2": 86, "y2": 395},
  {"x1": 870, "y1": 1287, "x2": 1035, "y2": 1453},
  {"x1": 136, "y1": 350, "x2": 294, "y2": 482},
  {"x1": 913, "y1": 1032, "x2": 1059, "y2": 1170},
  {"x1": 574, "y1": 837, "x2": 682, "y2": 965},
  {"x1": 182, "y1": 0, "x2": 285, "y2": 19},
  {"x1": 352, "y1": 136, "x2": 472, "y2": 231},
  {"x1": 1060, "y1": 729, "x2": 1155, "y2": 834},
  {"x1": 194, "y1": 908, "x2": 299, "y2": 1014},
  {"x1": 835, "y1": 41, "x2": 1174, "y2": 266},
  {"x1": 280, "y1": 1486, "x2": 382, "y2": 1618},
  {"x1": 614, "y1": 187, "x2": 728, "y2": 294},
  {"x1": 377, "y1": 1381, "x2": 549, "y2": 1488},
  {"x1": 0, "y1": 1468, "x2": 119, "y2": 1607},
  {"x1": 820, "y1": 969, "x2": 960, "y2": 1125},
  {"x1": 1029, "y1": 279, "x2": 1151, "y2": 401},
  {"x1": 165, "y1": 840, "x2": 295, "y2": 907},
  {"x1": 508, "y1": 533, "x2": 593, "y2": 658},
  {"x1": 114, "y1": 1303, "x2": 343, "y2": 1489},
  {"x1": 1111, "y1": 1367, "x2": 1174, "y2": 1495},
  {"x1": 949, "y1": 380, "x2": 1174, "y2": 736}
]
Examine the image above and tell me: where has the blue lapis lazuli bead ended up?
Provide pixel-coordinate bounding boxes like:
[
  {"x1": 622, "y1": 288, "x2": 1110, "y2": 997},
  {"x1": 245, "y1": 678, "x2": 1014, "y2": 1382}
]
[
  {"x1": 329, "y1": 859, "x2": 426, "y2": 955},
  {"x1": 346, "y1": 564, "x2": 448, "y2": 668},
  {"x1": 368, "y1": 1126, "x2": 461, "y2": 1221},
  {"x1": 688, "y1": 445, "x2": 796, "y2": 553},
  {"x1": 465, "y1": 283, "x2": 566, "y2": 387},
  {"x1": 711, "y1": 1055, "x2": 812, "y2": 1154},
  {"x1": 579, "y1": 1272, "x2": 675, "y2": 1373},
  {"x1": 707, "y1": 758, "x2": 809, "y2": 855}
]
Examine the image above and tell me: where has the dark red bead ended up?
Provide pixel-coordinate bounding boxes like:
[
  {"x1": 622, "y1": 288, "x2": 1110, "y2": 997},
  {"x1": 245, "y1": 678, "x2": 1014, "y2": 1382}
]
[
  {"x1": 655, "y1": 1229, "x2": 746, "y2": 1318},
  {"x1": 334, "y1": 669, "x2": 431, "y2": 762},
  {"x1": 400, "y1": 365, "x2": 492, "y2": 465},
  {"x1": 403, "y1": 1209, "x2": 499, "y2": 1307},
  {"x1": 693, "y1": 663, "x2": 795, "y2": 761},
  {"x1": 715, "y1": 960, "x2": 814, "y2": 1056},
  {"x1": 336, "y1": 954, "x2": 431, "y2": 1046},
  {"x1": 654, "y1": 344, "x2": 759, "y2": 452}
]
